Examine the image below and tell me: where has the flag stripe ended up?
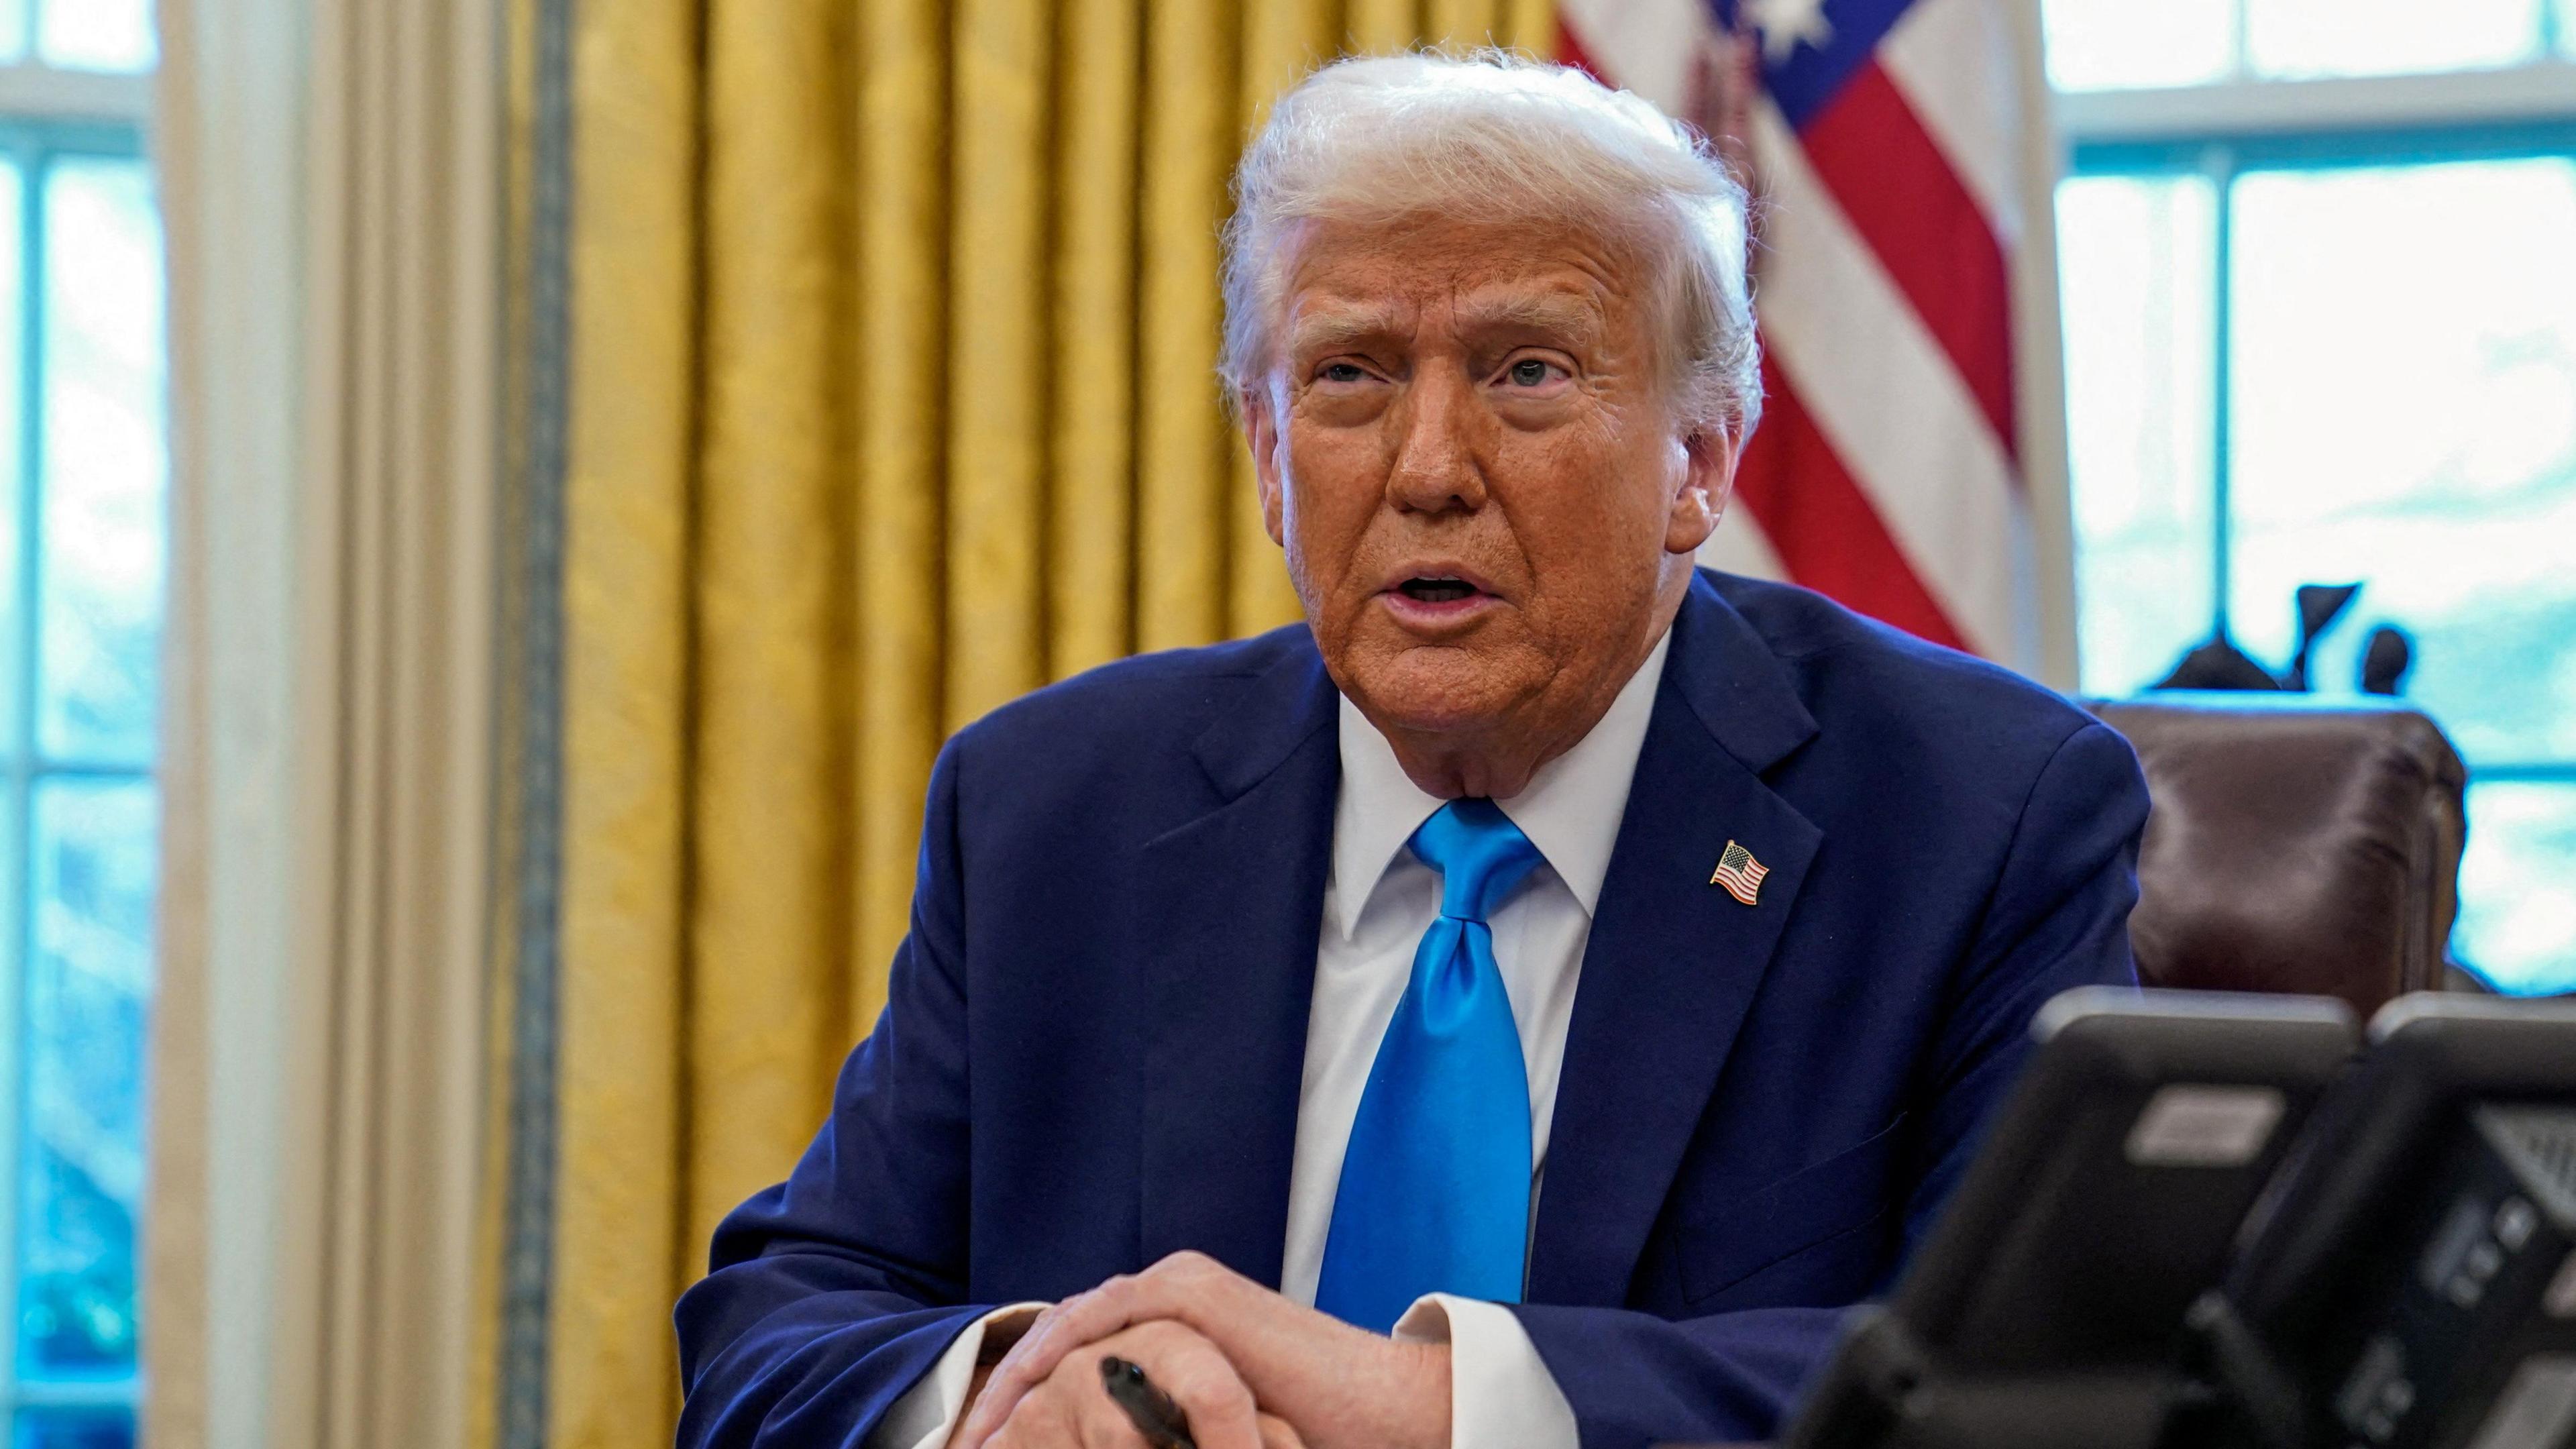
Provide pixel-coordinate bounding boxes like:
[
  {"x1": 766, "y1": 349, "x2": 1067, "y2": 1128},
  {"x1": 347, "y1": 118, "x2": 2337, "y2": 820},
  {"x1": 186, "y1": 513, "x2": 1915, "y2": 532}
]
[
  {"x1": 1561, "y1": 0, "x2": 2049, "y2": 674},
  {"x1": 1877, "y1": 0, "x2": 2022, "y2": 230},
  {"x1": 1752, "y1": 95, "x2": 2027, "y2": 660},
  {"x1": 1796, "y1": 58, "x2": 2019, "y2": 459},
  {"x1": 1695, "y1": 496, "x2": 1788, "y2": 583},
  {"x1": 1556, "y1": 11, "x2": 1604, "y2": 82},
  {"x1": 1555, "y1": 0, "x2": 1707, "y2": 112},
  {"x1": 1733, "y1": 356, "x2": 1971, "y2": 653}
]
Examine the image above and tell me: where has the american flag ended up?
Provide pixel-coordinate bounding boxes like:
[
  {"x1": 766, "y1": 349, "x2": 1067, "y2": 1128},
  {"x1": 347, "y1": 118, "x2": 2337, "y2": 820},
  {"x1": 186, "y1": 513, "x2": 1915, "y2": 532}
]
[
  {"x1": 1710, "y1": 839, "x2": 1771, "y2": 905},
  {"x1": 1556, "y1": 0, "x2": 2068, "y2": 680}
]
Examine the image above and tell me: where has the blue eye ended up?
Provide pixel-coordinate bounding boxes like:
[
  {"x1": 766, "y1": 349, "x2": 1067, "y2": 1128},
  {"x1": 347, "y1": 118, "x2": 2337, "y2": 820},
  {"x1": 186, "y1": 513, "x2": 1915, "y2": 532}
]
[
  {"x1": 1322, "y1": 362, "x2": 1369, "y2": 384},
  {"x1": 1507, "y1": 358, "x2": 1553, "y2": 386}
]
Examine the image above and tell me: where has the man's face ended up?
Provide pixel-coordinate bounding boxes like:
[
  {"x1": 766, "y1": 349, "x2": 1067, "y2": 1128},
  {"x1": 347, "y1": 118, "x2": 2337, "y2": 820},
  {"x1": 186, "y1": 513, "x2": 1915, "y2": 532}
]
[{"x1": 1246, "y1": 213, "x2": 1731, "y2": 752}]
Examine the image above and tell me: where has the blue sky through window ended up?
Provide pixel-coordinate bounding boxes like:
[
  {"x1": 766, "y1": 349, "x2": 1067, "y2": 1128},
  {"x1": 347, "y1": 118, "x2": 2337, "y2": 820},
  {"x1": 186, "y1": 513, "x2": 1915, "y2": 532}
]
[
  {"x1": 33, "y1": 0, "x2": 152, "y2": 75},
  {"x1": 0, "y1": 92, "x2": 158, "y2": 1448},
  {"x1": 0, "y1": 11, "x2": 166, "y2": 1445}
]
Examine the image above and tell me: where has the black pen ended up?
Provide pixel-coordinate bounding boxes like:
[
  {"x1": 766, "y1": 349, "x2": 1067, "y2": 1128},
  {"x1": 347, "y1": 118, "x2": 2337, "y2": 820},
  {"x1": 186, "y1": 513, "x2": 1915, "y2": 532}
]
[{"x1": 1099, "y1": 1356, "x2": 1198, "y2": 1449}]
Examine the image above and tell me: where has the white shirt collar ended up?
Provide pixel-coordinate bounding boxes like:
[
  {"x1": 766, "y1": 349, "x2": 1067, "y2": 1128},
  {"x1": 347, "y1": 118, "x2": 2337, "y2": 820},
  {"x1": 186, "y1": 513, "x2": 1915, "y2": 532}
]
[{"x1": 1328, "y1": 627, "x2": 1674, "y2": 942}]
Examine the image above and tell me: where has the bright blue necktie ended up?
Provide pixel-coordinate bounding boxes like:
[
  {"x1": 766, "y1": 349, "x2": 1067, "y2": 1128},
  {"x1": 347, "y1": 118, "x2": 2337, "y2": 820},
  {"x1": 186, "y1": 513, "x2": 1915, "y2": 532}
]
[{"x1": 1315, "y1": 798, "x2": 1543, "y2": 1333}]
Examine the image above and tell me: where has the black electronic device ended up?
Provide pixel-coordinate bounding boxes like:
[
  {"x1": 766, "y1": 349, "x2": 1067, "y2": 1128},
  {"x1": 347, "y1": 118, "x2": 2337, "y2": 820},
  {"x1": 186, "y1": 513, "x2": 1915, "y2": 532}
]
[
  {"x1": 2186, "y1": 994, "x2": 2576, "y2": 1449},
  {"x1": 1780, "y1": 987, "x2": 2360, "y2": 1449}
]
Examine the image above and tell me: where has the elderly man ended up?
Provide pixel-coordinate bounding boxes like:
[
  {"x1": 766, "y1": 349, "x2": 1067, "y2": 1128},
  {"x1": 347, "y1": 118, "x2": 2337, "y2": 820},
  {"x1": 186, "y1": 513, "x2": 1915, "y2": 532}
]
[{"x1": 676, "y1": 52, "x2": 2147, "y2": 1449}]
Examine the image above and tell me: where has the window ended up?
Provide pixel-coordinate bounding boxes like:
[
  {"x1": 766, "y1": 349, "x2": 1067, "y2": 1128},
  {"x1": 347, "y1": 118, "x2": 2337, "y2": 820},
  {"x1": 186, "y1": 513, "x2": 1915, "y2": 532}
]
[
  {"x1": 2048, "y1": 1, "x2": 2576, "y2": 996},
  {"x1": 0, "y1": 3, "x2": 162, "y2": 1445}
]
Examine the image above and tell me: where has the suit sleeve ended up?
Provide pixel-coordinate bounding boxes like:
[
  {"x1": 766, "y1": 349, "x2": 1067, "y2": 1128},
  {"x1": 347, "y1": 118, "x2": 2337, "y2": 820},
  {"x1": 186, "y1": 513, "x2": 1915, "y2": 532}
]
[
  {"x1": 674, "y1": 740, "x2": 993, "y2": 1448},
  {"x1": 1509, "y1": 720, "x2": 2153, "y2": 1449}
]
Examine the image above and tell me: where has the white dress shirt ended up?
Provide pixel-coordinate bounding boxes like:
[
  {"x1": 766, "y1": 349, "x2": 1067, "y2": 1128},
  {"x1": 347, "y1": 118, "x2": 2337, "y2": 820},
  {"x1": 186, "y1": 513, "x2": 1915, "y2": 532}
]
[{"x1": 873, "y1": 628, "x2": 1672, "y2": 1449}]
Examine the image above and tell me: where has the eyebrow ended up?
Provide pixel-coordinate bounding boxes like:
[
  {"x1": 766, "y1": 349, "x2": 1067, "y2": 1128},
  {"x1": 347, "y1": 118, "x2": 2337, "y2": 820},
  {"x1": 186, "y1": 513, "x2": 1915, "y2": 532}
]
[
  {"x1": 1454, "y1": 292, "x2": 1603, "y2": 344},
  {"x1": 1284, "y1": 293, "x2": 1605, "y2": 358},
  {"x1": 1284, "y1": 305, "x2": 1409, "y2": 357}
]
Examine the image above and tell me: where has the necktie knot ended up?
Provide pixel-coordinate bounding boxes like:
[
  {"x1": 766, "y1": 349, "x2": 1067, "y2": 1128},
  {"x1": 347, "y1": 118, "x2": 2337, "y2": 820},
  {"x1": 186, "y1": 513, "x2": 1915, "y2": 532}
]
[{"x1": 1408, "y1": 799, "x2": 1544, "y2": 924}]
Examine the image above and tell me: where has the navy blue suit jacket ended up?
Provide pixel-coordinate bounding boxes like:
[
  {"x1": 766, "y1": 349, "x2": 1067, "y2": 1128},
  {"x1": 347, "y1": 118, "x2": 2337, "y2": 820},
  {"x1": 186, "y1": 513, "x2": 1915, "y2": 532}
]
[{"x1": 674, "y1": 571, "x2": 2151, "y2": 1449}]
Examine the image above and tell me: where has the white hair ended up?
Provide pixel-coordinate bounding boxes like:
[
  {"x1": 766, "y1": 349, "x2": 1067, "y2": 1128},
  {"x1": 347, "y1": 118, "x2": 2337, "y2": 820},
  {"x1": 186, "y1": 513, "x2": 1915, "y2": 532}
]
[{"x1": 1220, "y1": 50, "x2": 1761, "y2": 437}]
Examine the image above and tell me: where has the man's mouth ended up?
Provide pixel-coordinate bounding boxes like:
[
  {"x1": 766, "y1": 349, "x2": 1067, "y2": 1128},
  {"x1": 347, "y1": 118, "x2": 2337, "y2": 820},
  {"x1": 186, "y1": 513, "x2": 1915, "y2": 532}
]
[
  {"x1": 1380, "y1": 570, "x2": 1500, "y2": 629},
  {"x1": 1395, "y1": 575, "x2": 1481, "y2": 604}
]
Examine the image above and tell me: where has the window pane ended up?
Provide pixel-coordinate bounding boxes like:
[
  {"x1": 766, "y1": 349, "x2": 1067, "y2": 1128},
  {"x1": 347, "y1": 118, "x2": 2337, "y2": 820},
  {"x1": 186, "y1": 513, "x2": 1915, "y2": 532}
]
[
  {"x1": 2456, "y1": 782, "x2": 2576, "y2": 996},
  {"x1": 2561, "y1": 0, "x2": 2576, "y2": 56},
  {"x1": 11, "y1": 1412, "x2": 132, "y2": 1449},
  {"x1": 2059, "y1": 174, "x2": 2220, "y2": 696},
  {"x1": 2043, "y1": 0, "x2": 2237, "y2": 91},
  {"x1": 39, "y1": 159, "x2": 165, "y2": 768},
  {"x1": 2247, "y1": 0, "x2": 2543, "y2": 77},
  {"x1": 0, "y1": 0, "x2": 25, "y2": 64},
  {"x1": 0, "y1": 164, "x2": 21, "y2": 742},
  {"x1": 36, "y1": 0, "x2": 154, "y2": 72},
  {"x1": 18, "y1": 781, "x2": 155, "y2": 1381},
  {"x1": 2226, "y1": 160, "x2": 2576, "y2": 762}
]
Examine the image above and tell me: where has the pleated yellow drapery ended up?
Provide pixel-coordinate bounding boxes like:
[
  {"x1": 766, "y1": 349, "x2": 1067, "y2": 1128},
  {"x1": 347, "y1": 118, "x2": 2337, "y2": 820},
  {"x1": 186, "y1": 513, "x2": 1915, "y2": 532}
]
[{"x1": 527, "y1": 1, "x2": 1553, "y2": 1444}]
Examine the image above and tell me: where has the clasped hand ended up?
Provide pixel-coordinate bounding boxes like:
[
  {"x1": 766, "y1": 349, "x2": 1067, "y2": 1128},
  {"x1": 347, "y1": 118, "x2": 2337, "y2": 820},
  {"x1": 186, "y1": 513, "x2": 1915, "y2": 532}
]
[{"x1": 947, "y1": 1252, "x2": 1450, "y2": 1449}]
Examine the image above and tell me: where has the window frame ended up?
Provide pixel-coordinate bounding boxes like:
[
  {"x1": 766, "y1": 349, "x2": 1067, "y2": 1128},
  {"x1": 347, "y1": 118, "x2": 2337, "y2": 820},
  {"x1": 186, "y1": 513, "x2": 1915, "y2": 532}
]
[
  {"x1": 0, "y1": 52, "x2": 154, "y2": 1436},
  {"x1": 2050, "y1": 30, "x2": 2576, "y2": 997},
  {"x1": 2058, "y1": 59, "x2": 2576, "y2": 144},
  {"x1": 2055, "y1": 56, "x2": 2576, "y2": 791}
]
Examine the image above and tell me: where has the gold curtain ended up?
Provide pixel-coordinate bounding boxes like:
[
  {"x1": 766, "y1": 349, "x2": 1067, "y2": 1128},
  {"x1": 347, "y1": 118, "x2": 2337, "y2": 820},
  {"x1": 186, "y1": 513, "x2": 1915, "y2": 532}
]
[{"x1": 525, "y1": 1, "x2": 1554, "y2": 1444}]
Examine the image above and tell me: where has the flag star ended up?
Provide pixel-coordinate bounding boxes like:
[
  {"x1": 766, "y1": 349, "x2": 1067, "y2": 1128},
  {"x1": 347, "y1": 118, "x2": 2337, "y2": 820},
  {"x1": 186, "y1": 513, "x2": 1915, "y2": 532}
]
[{"x1": 1745, "y1": 0, "x2": 1835, "y2": 64}]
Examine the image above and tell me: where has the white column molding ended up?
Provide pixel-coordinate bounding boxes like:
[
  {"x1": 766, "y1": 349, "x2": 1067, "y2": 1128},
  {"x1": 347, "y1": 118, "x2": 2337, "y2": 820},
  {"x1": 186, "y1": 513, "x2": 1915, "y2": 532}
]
[{"x1": 2011, "y1": 0, "x2": 2083, "y2": 692}]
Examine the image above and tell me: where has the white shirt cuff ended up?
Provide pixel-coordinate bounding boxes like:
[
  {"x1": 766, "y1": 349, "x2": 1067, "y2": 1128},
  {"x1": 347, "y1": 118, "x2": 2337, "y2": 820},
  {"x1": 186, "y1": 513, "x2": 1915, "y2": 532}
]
[
  {"x1": 867, "y1": 1302, "x2": 1050, "y2": 1449},
  {"x1": 1393, "y1": 1293, "x2": 1580, "y2": 1449}
]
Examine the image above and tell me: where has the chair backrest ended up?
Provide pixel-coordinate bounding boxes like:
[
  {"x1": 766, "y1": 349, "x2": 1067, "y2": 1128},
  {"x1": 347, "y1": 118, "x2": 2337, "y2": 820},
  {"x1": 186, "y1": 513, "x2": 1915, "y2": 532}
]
[{"x1": 2087, "y1": 693, "x2": 2468, "y2": 1018}]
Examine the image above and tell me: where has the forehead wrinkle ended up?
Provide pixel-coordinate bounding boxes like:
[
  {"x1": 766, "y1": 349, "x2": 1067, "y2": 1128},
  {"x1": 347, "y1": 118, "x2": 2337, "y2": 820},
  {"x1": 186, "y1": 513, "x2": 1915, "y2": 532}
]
[
  {"x1": 1284, "y1": 274, "x2": 1611, "y2": 357},
  {"x1": 1285, "y1": 297, "x2": 1412, "y2": 356},
  {"x1": 1273, "y1": 220, "x2": 1648, "y2": 382}
]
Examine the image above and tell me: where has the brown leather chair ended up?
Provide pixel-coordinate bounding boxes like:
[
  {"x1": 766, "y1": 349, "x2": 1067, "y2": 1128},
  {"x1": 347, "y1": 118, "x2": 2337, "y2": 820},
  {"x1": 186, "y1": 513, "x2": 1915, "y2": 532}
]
[{"x1": 2087, "y1": 693, "x2": 2469, "y2": 1018}]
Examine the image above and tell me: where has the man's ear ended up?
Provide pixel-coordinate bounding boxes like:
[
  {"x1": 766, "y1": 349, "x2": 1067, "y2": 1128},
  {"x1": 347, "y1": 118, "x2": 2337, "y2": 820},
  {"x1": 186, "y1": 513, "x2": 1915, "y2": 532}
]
[
  {"x1": 1666, "y1": 425, "x2": 1737, "y2": 556},
  {"x1": 1244, "y1": 386, "x2": 1287, "y2": 546}
]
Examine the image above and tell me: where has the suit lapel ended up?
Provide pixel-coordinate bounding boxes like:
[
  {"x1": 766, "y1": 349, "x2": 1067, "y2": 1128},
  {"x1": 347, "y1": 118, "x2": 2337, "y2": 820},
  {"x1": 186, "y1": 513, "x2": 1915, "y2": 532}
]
[
  {"x1": 1528, "y1": 575, "x2": 1824, "y2": 1306},
  {"x1": 1135, "y1": 641, "x2": 1340, "y2": 1287}
]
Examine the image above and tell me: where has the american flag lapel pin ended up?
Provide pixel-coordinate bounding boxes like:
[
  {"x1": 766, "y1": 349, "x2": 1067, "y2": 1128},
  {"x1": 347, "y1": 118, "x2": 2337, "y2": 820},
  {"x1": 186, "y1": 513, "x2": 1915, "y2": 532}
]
[{"x1": 1710, "y1": 839, "x2": 1769, "y2": 906}]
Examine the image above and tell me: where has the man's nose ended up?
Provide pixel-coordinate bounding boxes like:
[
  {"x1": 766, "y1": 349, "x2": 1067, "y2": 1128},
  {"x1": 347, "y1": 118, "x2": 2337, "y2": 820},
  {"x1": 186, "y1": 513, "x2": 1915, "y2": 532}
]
[{"x1": 1384, "y1": 368, "x2": 1488, "y2": 515}]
